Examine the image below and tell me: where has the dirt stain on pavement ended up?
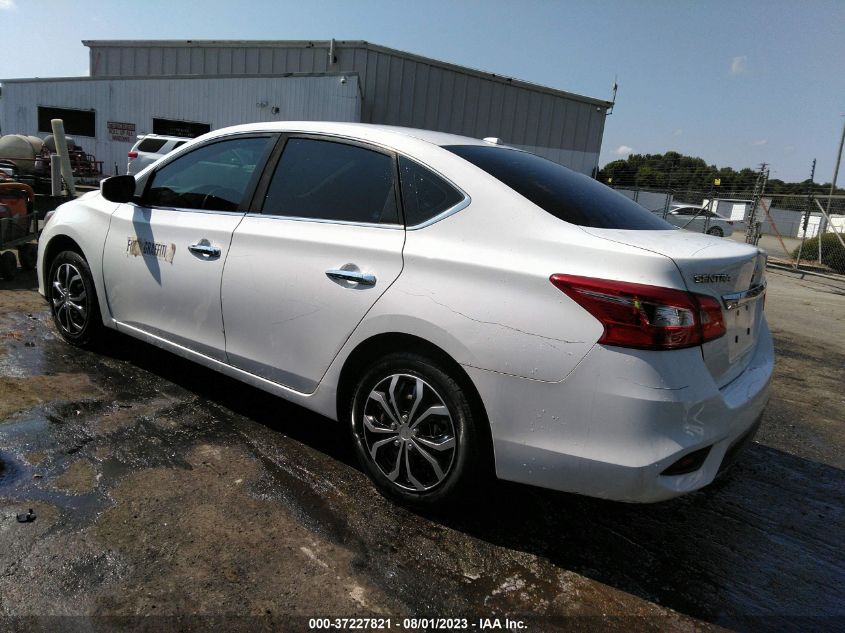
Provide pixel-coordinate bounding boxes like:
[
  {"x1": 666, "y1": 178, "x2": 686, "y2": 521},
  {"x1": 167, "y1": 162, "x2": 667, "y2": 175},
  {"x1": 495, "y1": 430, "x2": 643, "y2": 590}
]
[
  {"x1": 53, "y1": 459, "x2": 97, "y2": 495},
  {"x1": 0, "y1": 373, "x2": 102, "y2": 420}
]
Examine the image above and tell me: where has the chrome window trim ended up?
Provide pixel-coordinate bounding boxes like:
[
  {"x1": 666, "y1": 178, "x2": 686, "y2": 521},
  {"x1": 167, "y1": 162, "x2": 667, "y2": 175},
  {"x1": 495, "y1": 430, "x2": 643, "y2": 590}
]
[
  {"x1": 404, "y1": 195, "x2": 472, "y2": 230},
  {"x1": 251, "y1": 130, "x2": 472, "y2": 230},
  {"x1": 127, "y1": 202, "x2": 246, "y2": 217},
  {"x1": 145, "y1": 128, "x2": 474, "y2": 230},
  {"x1": 722, "y1": 281, "x2": 767, "y2": 311},
  {"x1": 254, "y1": 212, "x2": 403, "y2": 230}
]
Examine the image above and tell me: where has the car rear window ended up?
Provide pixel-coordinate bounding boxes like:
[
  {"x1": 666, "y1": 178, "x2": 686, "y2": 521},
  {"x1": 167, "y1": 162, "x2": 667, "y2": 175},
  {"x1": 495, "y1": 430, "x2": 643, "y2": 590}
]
[
  {"x1": 445, "y1": 145, "x2": 672, "y2": 230},
  {"x1": 137, "y1": 138, "x2": 168, "y2": 153}
]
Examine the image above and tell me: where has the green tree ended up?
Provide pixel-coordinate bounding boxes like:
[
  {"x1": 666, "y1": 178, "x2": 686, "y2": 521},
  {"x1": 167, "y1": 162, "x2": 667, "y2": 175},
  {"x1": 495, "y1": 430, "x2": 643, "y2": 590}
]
[{"x1": 597, "y1": 152, "x2": 843, "y2": 194}]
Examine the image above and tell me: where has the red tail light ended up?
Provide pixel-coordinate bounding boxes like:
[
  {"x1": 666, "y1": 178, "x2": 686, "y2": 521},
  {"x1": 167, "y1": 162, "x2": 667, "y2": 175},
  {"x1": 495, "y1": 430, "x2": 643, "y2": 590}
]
[
  {"x1": 550, "y1": 274, "x2": 726, "y2": 350},
  {"x1": 127, "y1": 151, "x2": 138, "y2": 159}
]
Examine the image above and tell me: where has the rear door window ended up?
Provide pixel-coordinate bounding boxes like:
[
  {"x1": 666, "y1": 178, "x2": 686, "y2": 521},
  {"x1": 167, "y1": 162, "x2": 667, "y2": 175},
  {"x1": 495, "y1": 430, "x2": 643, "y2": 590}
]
[
  {"x1": 261, "y1": 138, "x2": 399, "y2": 225},
  {"x1": 398, "y1": 156, "x2": 464, "y2": 227},
  {"x1": 446, "y1": 145, "x2": 672, "y2": 230}
]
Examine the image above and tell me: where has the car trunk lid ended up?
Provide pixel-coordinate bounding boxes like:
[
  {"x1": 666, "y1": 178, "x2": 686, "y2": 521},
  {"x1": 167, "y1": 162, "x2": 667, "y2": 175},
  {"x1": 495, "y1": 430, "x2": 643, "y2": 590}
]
[{"x1": 580, "y1": 228, "x2": 767, "y2": 388}]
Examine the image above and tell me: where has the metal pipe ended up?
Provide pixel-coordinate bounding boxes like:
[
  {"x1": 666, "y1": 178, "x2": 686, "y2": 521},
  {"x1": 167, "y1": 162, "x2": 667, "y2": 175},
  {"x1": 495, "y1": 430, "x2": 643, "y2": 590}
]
[
  {"x1": 50, "y1": 154, "x2": 62, "y2": 196},
  {"x1": 50, "y1": 119, "x2": 76, "y2": 196}
]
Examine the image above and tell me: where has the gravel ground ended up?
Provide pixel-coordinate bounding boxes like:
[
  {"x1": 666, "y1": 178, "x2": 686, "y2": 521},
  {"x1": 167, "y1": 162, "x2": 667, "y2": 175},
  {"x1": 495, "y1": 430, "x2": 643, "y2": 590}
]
[{"x1": 0, "y1": 266, "x2": 842, "y2": 633}]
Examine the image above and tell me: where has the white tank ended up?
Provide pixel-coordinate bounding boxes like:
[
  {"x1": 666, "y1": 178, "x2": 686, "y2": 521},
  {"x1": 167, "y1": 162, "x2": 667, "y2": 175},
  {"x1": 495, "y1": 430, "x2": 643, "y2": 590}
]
[
  {"x1": 0, "y1": 134, "x2": 37, "y2": 174},
  {"x1": 25, "y1": 136, "x2": 45, "y2": 154}
]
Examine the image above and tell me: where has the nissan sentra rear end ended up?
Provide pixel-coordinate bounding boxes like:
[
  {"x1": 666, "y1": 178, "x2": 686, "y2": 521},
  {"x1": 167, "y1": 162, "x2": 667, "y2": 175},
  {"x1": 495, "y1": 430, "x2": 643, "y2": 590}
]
[{"x1": 446, "y1": 143, "x2": 773, "y2": 502}]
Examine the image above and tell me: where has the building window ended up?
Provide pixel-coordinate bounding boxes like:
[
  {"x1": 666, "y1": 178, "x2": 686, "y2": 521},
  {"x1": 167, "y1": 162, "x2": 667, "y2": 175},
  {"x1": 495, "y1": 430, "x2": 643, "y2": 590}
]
[
  {"x1": 37, "y1": 107, "x2": 96, "y2": 137},
  {"x1": 152, "y1": 118, "x2": 211, "y2": 139}
]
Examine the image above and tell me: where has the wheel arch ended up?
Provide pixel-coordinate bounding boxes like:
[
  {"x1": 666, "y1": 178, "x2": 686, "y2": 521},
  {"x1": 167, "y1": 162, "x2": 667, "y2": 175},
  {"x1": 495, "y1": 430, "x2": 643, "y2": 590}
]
[
  {"x1": 336, "y1": 332, "x2": 494, "y2": 468},
  {"x1": 42, "y1": 234, "x2": 85, "y2": 292}
]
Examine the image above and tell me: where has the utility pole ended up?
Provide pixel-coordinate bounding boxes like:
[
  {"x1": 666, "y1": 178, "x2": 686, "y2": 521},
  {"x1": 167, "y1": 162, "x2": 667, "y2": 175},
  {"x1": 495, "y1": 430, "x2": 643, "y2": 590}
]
[
  {"x1": 795, "y1": 158, "x2": 816, "y2": 267},
  {"x1": 745, "y1": 163, "x2": 769, "y2": 245},
  {"x1": 819, "y1": 117, "x2": 845, "y2": 262}
]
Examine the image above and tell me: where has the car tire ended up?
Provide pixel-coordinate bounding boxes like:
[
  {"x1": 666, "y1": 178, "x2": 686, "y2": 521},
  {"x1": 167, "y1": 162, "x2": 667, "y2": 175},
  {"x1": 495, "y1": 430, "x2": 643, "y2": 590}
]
[
  {"x1": 350, "y1": 352, "x2": 485, "y2": 508},
  {"x1": 47, "y1": 250, "x2": 104, "y2": 348},
  {"x1": 0, "y1": 251, "x2": 17, "y2": 280},
  {"x1": 707, "y1": 226, "x2": 724, "y2": 237}
]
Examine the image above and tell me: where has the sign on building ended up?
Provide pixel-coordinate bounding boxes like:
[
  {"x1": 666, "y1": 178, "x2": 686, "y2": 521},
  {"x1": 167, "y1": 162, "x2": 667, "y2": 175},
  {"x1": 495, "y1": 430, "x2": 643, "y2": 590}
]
[{"x1": 107, "y1": 121, "x2": 136, "y2": 143}]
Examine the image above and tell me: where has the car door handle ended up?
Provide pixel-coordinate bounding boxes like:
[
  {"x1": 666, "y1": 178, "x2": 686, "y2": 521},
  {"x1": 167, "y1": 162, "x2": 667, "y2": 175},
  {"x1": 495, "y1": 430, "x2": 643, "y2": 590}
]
[
  {"x1": 189, "y1": 242, "x2": 221, "y2": 258},
  {"x1": 325, "y1": 269, "x2": 377, "y2": 286}
]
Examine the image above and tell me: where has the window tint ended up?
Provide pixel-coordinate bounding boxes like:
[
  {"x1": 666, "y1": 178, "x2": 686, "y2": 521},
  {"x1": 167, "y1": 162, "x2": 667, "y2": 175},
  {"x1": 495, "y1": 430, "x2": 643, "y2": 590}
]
[
  {"x1": 137, "y1": 138, "x2": 167, "y2": 153},
  {"x1": 263, "y1": 138, "x2": 398, "y2": 224},
  {"x1": 145, "y1": 136, "x2": 272, "y2": 212},
  {"x1": 399, "y1": 156, "x2": 464, "y2": 226},
  {"x1": 445, "y1": 145, "x2": 672, "y2": 230}
]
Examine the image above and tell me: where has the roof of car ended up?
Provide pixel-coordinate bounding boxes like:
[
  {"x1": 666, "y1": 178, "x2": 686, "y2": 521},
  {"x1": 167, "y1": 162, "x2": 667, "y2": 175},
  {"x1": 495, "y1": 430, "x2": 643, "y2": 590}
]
[
  {"x1": 136, "y1": 134, "x2": 191, "y2": 141},
  {"x1": 201, "y1": 121, "x2": 492, "y2": 149}
]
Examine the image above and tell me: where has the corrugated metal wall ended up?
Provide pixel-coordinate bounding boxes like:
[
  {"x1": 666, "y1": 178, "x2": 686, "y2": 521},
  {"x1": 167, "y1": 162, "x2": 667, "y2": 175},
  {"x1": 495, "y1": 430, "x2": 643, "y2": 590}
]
[
  {"x1": 0, "y1": 74, "x2": 360, "y2": 176},
  {"x1": 87, "y1": 41, "x2": 608, "y2": 174}
]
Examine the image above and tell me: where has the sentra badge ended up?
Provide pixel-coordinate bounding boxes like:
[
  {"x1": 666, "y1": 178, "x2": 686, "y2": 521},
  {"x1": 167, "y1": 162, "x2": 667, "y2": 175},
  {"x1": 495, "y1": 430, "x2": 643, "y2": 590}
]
[
  {"x1": 127, "y1": 237, "x2": 176, "y2": 263},
  {"x1": 693, "y1": 273, "x2": 731, "y2": 283}
]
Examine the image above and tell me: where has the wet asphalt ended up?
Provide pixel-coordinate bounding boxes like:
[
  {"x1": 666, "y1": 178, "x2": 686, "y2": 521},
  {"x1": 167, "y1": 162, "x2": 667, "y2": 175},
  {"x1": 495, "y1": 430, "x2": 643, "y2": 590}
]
[{"x1": 0, "y1": 269, "x2": 843, "y2": 633}]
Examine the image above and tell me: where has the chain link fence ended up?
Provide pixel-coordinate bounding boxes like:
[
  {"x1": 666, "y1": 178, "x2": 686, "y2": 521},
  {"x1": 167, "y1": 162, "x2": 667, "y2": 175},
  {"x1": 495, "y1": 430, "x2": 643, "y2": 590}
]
[{"x1": 614, "y1": 187, "x2": 845, "y2": 278}]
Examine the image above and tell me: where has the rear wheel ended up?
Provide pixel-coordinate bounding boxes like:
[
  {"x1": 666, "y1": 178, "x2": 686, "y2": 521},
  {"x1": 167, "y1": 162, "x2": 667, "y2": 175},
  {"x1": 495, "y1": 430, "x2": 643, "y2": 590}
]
[
  {"x1": 707, "y1": 226, "x2": 724, "y2": 237},
  {"x1": 47, "y1": 250, "x2": 103, "y2": 347},
  {"x1": 350, "y1": 352, "x2": 484, "y2": 508}
]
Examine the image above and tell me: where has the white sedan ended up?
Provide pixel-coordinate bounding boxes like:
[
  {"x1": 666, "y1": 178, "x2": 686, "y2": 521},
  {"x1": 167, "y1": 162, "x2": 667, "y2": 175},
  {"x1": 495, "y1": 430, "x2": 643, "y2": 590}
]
[
  {"x1": 665, "y1": 204, "x2": 736, "y2": 237},
  {"x1": 37, "y1": 122, "x2": 772, "y2": 507}
]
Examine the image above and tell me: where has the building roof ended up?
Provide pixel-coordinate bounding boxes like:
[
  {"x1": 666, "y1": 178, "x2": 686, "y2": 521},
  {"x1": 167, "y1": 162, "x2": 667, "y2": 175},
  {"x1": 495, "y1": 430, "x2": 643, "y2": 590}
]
[{"x1": 81, "y1": 39, "x2": 613, "y2": 108}]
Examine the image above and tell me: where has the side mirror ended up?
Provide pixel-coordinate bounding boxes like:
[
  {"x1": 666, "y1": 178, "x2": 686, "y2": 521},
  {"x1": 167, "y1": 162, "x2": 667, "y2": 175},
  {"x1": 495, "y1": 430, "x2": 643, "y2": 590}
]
[{"x1": 101, "y1": 175, "x2": 136, "y2": 203}]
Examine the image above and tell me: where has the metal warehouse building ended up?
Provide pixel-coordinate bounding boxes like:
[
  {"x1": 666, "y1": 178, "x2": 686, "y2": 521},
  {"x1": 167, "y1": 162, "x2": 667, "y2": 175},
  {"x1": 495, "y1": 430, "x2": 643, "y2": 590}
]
[{"x1": 1, "y1": 39, "x2": 611, "y2": 176}]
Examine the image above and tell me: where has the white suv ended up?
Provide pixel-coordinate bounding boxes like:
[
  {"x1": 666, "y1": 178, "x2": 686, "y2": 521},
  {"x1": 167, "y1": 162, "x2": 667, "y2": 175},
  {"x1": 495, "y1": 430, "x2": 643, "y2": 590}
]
[{"x1": 126, "y1": 134, "x2": 190, "y2": 175}]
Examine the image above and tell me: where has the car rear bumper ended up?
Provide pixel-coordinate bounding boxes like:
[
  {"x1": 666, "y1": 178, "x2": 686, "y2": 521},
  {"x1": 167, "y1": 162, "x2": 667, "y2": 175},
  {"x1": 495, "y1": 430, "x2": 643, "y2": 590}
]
[{"x1": 466, "y1": 319, "x2": 774, "y2": 502}]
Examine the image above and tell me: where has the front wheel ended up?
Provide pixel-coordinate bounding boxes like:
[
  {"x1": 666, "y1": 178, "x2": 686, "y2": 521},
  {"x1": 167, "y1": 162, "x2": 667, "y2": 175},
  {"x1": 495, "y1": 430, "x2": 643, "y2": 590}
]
[
  {"x1": 350, "y1": 352, "x2": 485, "y2": 508},
  {"x1": 707, "y1": 226, "x2": 724, "y2": 237},
  {"x1": 47, "y1": 250, "x2": 104, "y2": 347}
]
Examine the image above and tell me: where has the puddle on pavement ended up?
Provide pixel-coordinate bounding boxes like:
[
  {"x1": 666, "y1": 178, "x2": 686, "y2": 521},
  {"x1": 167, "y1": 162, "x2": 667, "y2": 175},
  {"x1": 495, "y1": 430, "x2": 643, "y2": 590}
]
[{"x1": 0, "y1": 449, "x2": 29, "y2": 490}]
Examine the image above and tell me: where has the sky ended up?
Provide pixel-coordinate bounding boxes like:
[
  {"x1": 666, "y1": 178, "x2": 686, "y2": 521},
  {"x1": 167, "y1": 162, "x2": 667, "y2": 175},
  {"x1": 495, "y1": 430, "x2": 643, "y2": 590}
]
[{"x1": 0, "y1": 0, "x2": 843, "y2": 183}]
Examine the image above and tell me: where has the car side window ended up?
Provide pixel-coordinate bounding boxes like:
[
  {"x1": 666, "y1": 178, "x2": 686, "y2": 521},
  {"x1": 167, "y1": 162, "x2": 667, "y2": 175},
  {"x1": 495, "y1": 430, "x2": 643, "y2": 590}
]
[
  {"x1": 262, "y1": 138, "x2": 399, "y2": 225},
  {"x1": 144, "y1": 136, "x2": 272, "y2": 212},
  {"x1": 398, "y1": 156, "x2": 464, "y2": 227}
]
